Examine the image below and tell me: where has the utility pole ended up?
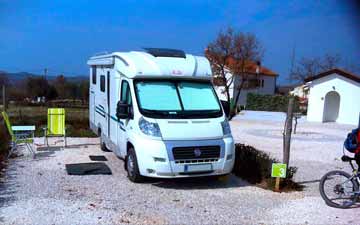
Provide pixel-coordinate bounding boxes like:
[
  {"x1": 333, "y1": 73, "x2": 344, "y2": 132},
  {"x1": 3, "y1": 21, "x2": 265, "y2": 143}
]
[
  {"x1": 2, "y1": 85, "x2": 6, "y2": 112},
  {"x1": 44, "y1": 68, "x2": 48, "y2": 80},
  {"x1": 283, "y1": 97, "x2": 294, "y2": 166},
  {"x1": 256, "y1": 61, "x2": 261, "y2": 94},
  {"x1": 289, "y1": 43, "x2": 296, "y2": 84}
]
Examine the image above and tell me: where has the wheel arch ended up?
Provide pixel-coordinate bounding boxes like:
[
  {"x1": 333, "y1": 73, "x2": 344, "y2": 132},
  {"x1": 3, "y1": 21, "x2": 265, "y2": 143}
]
[{"x1": 97, "y1": 124, "x2": 102, "y2": 136}]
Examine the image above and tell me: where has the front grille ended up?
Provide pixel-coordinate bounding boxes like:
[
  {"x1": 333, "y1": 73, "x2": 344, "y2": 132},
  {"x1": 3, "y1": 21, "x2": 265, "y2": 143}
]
[
  {"x1": 172, "y1": 146, "x2": 220, "y2": 163},
  {"x1": 175, "y1": 158, "x2": 219, "y2": 164}
]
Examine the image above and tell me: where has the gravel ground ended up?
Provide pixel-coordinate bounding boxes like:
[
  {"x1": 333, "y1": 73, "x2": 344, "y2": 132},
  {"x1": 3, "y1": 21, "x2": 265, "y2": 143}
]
[
  {"x1": 231, "y1": 111, "x2": 357, "y2": 187},
  {"x1": 0, "y1": 114, "x2": 359, "y2": 224}
]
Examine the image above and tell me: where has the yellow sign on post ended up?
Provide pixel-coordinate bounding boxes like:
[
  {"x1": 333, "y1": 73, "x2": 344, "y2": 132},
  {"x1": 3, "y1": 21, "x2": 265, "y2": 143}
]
[
  {"x1": 271, "y1": 163, "x2": 287, "y2": 178},
  {"x1": 271, "y1": 163, "x2": 287, "y2": 192}
]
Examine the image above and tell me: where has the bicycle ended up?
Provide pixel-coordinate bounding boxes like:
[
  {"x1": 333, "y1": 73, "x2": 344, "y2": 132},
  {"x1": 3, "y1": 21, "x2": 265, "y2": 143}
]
[{"x1": 319, "y1": 155, "x2": 360, "y2": 208}]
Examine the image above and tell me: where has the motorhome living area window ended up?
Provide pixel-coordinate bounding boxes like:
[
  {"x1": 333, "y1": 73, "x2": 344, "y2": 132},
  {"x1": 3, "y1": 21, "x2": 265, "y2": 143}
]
[
  {"x1": 100, "y1": 75, "x2": 105, "y2": 92},
  {"x1": 92, "y1": 66, "x2": 96, "y2": 84}
]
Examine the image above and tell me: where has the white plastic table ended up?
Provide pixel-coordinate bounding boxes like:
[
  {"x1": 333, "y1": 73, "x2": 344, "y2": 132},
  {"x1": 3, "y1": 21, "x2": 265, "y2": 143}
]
[
  {"x1": 12, "y1": 126, "x2": 36, "y2": 141},
  {"x1": 12, "y1": 126, "x2": 36, "y2": 131}
]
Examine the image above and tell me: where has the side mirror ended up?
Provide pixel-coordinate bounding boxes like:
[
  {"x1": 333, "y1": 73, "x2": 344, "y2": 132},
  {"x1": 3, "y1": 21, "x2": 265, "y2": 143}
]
[
  {"x1": 116, "y1": 100, "x2": 130, "y2": 119},
  {"x1": 220, "y1": 100, "x2": 230, "y2": 117}
]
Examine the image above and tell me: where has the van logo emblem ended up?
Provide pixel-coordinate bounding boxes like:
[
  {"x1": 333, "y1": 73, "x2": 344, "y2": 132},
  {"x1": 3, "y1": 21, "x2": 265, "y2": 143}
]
[{"x1": 194, "y1": 148, "x2": 201, "y2": 157}]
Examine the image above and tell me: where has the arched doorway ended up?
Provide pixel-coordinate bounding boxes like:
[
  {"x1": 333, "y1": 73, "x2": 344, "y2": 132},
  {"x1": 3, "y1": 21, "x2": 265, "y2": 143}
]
[{"x1": 323, "y1": 91, "x2": 340, "y2": 122}]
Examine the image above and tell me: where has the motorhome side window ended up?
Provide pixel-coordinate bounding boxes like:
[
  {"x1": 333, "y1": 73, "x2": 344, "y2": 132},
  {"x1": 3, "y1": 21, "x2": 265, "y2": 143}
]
[
  {"x1": 100, "y1": 75, "x2": 105, "y2": 92},
  {"x1": 92, "y1": 66, "x2": 96, "y2": 84},
  {"x1": 121, "y1": 80, "x2": 132, "y2": 105}
]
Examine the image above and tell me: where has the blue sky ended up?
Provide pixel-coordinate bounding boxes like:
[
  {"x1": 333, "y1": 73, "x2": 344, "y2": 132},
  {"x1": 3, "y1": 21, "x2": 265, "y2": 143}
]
[{"x1": 0, "y1": 0, "x2": 359, "y2": 83}]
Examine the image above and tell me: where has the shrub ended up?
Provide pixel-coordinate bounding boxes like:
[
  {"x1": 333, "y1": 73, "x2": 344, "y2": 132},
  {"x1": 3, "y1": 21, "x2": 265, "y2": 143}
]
[
  {"x1": 0, "y1": 117, "x2": 10, "y2": 157},
  {"x1": 232, "y1": 144, "x2": 302, "y2": 191},
  {"x1": 246, "y1": 93, "x2": 300, "y2": 112}
]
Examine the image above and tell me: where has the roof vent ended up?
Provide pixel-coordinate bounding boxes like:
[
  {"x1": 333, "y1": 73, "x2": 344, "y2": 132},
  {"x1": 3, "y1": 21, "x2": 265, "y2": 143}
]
[{"x1": 144, "y1": 48, "x2": 186, "y2": 58}]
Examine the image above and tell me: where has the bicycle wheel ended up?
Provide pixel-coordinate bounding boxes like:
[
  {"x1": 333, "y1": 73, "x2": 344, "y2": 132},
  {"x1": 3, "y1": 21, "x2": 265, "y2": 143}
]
[{"x1": 319, "y1": 170, "x2": 359, "y2": 208}]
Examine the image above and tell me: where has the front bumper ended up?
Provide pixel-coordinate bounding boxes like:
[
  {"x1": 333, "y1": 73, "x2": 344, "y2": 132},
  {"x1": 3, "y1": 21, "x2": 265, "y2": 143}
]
[{"x1": 133, "y1": 136, "x2": 235, "y2": 178}]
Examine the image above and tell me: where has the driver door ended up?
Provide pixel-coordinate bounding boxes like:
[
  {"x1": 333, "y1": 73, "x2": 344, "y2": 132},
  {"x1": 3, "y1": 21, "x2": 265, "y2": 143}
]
[{"x1": 117, "y1": 79, "x2": 132, "y2": 158}]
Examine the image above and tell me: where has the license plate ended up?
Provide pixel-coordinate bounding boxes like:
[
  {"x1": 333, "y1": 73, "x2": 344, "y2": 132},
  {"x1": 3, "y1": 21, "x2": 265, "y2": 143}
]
[{"x1": 184, "y1": 164, "x2": 212, "y2": 172}]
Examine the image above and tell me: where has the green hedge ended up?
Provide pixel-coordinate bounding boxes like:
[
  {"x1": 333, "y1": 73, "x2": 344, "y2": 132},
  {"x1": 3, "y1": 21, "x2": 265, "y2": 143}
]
[
  {"x1": 246, "y1": 93, "x2": 300, "y2": 112},
  {"x1": 233, "y1": 144, "x2": 302, "y2": 191}
]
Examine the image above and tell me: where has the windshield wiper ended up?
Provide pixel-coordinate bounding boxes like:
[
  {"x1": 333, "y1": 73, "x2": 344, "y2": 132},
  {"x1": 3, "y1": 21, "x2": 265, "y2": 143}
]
[
  {"x1": 177, "y1": 110, "x2": 221, "y2": 118},
  {"x1": 142, "y1": 109, "x2": 170, "y2": 115}
]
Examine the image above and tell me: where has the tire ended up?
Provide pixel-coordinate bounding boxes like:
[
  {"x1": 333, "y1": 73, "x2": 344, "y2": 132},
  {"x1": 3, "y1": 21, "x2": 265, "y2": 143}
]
[
  {"x1": 100, "y1": 132, "x2": 111, "y2": 152},
  {"x1": 319, "y1": 170, "x2": 359, "y2": 208},
  {"x1": 126, "y1": 148, "x2": 144, "y2": 183}
]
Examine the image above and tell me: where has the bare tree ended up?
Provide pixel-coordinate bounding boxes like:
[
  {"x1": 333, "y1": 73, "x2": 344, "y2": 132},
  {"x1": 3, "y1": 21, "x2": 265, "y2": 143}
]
[
  {"x1": 206, "y1": 28, "x2": 263, "y2": 119},
  {"x1": 206, "y1": 28, "x2": 235, "y2": 117},
  {"x1": 290, "y1": 53, "x2": 341, "y2": 82},
  {"x1": 321, "y1": 53, "x2": 341, "y2": 71},
  {"x1": 232, "y1": 33, "x2": 263, "y2": 110}
]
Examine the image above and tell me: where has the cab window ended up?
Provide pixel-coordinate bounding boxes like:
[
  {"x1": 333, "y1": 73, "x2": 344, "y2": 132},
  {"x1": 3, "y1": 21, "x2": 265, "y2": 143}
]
[{"x1": 121, "y1": 80, "x2": 132, "y2": 105}]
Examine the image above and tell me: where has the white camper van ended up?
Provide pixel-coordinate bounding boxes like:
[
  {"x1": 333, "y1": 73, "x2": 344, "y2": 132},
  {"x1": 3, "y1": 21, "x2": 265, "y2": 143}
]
[{"x1": 87, "y1": 48, "x2": 235, "y2": 182}]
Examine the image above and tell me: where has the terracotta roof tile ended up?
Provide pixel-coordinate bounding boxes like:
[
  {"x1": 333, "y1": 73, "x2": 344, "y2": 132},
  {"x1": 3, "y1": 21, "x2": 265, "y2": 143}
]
[
  {"x1": 304, "y1": 68, "x2": 360, "y2": 83},
  {"x1": 225, "y1": 57, "x2": 278, "y2": 77}
]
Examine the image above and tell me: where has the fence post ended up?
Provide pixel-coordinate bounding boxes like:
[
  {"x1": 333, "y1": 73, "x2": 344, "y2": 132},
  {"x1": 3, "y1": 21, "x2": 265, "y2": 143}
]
[
  {"x1": 283, "y1": 97, "x2": 294, "y2": 166},
  {"x1": 2, "y1": 85, "x2": 6, "y2": 112}
]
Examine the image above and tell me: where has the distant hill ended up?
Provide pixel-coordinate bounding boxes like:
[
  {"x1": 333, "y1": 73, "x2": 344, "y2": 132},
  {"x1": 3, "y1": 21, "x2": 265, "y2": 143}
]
[{"x1": 0, "y1": 70, "x2": 87, "y2": 83}]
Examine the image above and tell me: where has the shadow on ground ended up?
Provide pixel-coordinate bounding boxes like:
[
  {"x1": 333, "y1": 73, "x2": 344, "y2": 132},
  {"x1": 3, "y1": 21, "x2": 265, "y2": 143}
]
[
  {"x1": 150, "y1": 174, "x2": 250, "y2": 190},
  {"x1": 0, "y1": 159, "x2": 20, "y2": 223}
]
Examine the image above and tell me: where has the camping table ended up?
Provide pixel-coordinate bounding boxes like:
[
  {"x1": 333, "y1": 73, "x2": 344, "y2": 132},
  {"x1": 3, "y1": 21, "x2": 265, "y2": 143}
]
[{"x1": 12, "y1": 125, "x2": 36, "y2": 140}]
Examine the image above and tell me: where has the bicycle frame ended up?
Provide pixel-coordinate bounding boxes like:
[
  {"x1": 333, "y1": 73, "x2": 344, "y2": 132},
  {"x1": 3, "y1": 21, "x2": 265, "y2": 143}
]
[{"x1": 346, "y1": 161, "x2": 360, "y2": 195}]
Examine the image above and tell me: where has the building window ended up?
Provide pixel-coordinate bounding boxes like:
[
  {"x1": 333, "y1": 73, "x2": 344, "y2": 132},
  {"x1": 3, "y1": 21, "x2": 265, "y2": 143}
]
[
  {"x1": 244, "y1": 79, "x2": 260, "y2": 89},
  {"x1": 262, "y1": 79, "x2": 264, "y2": 88},
  {"x1": 92, "y1": 66, "x2": 97, "y2": 84},
  {"x1": 100, "y1": 75, "x2": 105, "y2": 92}
]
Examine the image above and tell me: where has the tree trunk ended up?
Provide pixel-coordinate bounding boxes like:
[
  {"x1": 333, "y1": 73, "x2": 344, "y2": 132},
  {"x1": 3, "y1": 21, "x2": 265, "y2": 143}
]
[
  {"x1": 2, "y1": 85, "x2": 6, "y2": 111},
  {"x1": 219, "y1": 65, "x2": 232, "y2": 120},
  {"x1": 232, "y1": 76, "x2": 245, "y2": 116},
  {"x1": 283, "y1": 97, "x2": 294, "y2": 167},
  {"x1": 224, "y1": 85, "x2": 231, "y2": 118}
]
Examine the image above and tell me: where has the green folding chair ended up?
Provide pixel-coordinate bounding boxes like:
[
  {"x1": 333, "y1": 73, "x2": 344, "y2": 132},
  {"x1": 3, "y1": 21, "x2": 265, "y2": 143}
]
[
  {"x1": 43, "y1": 108, "x2": 67, "y2": 147},
  {"x1": 1, "y1": 111, "x2": 36, "y2": 158}
]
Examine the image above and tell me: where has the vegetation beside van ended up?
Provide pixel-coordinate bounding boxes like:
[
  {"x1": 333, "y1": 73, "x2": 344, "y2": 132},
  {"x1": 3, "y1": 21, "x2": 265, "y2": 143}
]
[
  {"x1": 3, "y1": 105, "x2": 96, "y2": 137},
  {"x1": 0, "y1": 116, "x2": 10, "y2": 166},
  {"x1": 233, "y1": 144, "x2": 302, "y2": 191}
]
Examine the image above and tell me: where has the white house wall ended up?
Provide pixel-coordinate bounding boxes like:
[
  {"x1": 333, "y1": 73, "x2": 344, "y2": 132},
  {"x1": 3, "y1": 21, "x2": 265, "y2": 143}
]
[
  {"x1": 214, "y1": 72, "x2": 234, "y2": 101},
  {"x1": 307, "y1": 74, "x2": 360, "y2": 125},
  {"x1": 233, "y1": 74, "x2": 276, "y2": 106}
]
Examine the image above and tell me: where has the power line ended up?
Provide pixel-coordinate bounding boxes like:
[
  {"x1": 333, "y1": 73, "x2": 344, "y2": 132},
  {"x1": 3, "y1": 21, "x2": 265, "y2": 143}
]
[{"x1": 1, "y1": 67, "x2": 87, "y2": 77}]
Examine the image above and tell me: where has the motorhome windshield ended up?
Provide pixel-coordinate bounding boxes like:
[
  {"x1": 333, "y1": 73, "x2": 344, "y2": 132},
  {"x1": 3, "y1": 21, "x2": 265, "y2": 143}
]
[{"x1": 134, "y1": 80, "x2": 223, "y2": 119}]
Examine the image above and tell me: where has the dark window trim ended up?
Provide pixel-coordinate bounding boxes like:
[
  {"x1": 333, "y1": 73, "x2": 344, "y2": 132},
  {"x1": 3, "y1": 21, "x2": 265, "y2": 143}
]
[
  {"x1": 107, "y1": 71, "x2": 110, "y2": 105},
  {"x1": 92, "y1": 66, "x2": 97, "y2": 84},
  {"x1": 100, "y1": 75, "x2": 105, "y2": 92},
  {"x1": 121, "y1": 80, "x2": 132, "y2": 105}
]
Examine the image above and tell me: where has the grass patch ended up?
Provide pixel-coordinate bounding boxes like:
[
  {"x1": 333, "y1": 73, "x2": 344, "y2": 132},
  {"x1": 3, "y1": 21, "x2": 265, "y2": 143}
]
[
  {"x1": 232, "y1": 144, "x2": 303, "y2": 192},
  {"x1": 3, "y1": 105, "x2": 96, "y2": 137}
]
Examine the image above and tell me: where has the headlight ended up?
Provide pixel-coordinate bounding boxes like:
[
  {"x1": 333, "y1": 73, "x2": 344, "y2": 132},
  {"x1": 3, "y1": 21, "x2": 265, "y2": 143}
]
[
  {"x1": 221, "y1": 119, "x2": 232, "y2": 137},
  {"x1": 139, "y1": 117, "x2": 162, "y2": 137}
]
